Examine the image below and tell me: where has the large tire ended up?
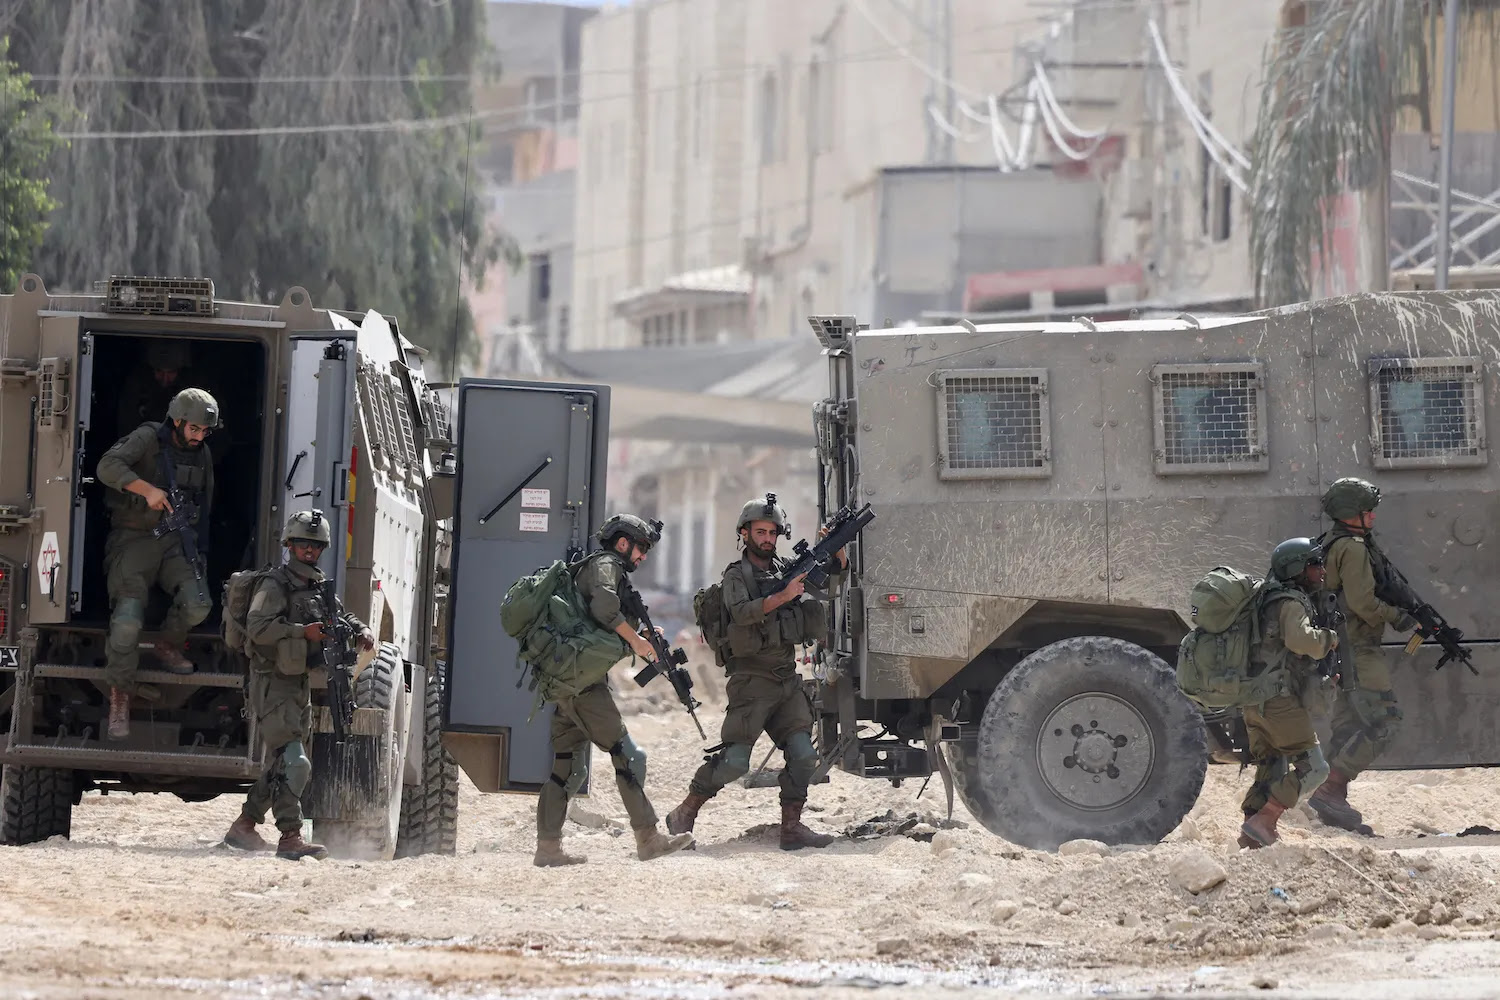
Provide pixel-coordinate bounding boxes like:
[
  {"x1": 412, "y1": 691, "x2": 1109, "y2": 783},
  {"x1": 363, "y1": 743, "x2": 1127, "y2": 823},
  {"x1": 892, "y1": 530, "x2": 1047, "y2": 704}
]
[
  {"x1": 313, "y1": 643, "x2": 408, "y2": 861},
  {"x1": 394, "y1": 663, "x2": 458, "y2": 858},
  {"x1": 0, "y1": 766, "x2": 75, "y2": 845},
  {"x1": 954, "y1": 636, "x2": 1207, "y2": 850}
]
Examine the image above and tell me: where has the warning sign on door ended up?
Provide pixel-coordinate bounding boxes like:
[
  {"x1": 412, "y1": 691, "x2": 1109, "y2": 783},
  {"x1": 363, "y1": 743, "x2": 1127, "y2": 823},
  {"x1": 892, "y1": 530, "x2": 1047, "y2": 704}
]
[
  {"x1": 519, "y1": 512, "x2": 549, "y2": 532},
  {"x1": 37, "y1": 531, "x2": 60, "y2": 595},
  {"x1": 520, "y1": 488, "x2": 551, "y2": 509}
]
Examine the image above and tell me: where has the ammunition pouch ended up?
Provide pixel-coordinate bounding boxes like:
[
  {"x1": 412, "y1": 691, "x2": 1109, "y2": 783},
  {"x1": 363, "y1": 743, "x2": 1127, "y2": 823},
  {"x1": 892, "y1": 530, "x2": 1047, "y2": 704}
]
[{"x1": 274, "y1": 636, "x2": 309, "y2": 677}]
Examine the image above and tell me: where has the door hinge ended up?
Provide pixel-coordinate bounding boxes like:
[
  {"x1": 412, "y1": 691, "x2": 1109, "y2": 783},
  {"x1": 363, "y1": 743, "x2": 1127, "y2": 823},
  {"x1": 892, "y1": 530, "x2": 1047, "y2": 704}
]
[{"x1": 0, "y1": 505, "x2": 40, "y2": 534}]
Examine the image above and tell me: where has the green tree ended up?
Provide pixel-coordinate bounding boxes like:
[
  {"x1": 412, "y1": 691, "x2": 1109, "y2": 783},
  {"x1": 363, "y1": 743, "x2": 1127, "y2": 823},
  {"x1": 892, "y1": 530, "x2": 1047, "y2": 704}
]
[{"x1": 0, "y1": 35, "x2": 61, "y2": 292}]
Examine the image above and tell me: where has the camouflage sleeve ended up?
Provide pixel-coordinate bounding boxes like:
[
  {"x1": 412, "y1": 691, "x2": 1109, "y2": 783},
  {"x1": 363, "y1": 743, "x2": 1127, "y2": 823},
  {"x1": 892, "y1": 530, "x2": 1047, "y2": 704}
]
[
  {"x1": 95, "y1": 425, "x2": 155, "y2": 492},
  {"x1": 578, "y1": 559, "x2": 626, "y2": 630},
  {"x1": 1329, "y1": 538, "x2": 1403, "y2": 629},
  {"x1": 336, "y1": 599, "x2": 368, "y2": 635},
  {"x1": 247, "y1": 578, "x2": 301, "y2": 644},
  {"x1": 1279, "y1": 598, "x2": 1333, "y2": 660},
  {"x1": 724, "y1": 563, "x2": 766, "y2": 625}
]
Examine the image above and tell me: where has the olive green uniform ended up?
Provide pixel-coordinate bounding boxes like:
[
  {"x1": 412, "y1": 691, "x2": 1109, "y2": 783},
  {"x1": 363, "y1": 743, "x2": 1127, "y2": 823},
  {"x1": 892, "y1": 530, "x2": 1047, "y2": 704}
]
[
  {"x1": 1323, "y1": 526, "x2": 1405, "y2": 777},
  {"x1": 536, "y1": 551, "x2": 658, "y2": 838},
  {"x1": 95, "y1": 422, "x2": 215, "y2": 692},
  {"x1": 687, "y1": 554, "x2": 843, "y2": 805},
  {"x1": 239, "y1": 559, "x2": 367, "y2": 834},
  {"x1": 1240, "y1": 592, "x2": 1335, "y2": 815}
]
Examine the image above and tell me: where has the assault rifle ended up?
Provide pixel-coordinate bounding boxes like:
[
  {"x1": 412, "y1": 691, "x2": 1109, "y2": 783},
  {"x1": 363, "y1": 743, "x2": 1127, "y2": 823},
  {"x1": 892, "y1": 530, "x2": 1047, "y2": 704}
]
[
  {"x1": 767, "y1": 503, "x2": 875, "y2": 596},
  {"x1": 151, "y1": 487, "x2": 204, "y2": 581},
  {"x1": 1312, "y1": 590, "x2": 1352, "y2": 691},
  {"x1": 316, "y1": 578, "x2": 358, "y2": 744},
  {"x1": 1371, "y1": 549, "x2": 1477, "y2": 675},
  {"x1": 623, "y1": 586, "x2": 706, "y2": 740}
]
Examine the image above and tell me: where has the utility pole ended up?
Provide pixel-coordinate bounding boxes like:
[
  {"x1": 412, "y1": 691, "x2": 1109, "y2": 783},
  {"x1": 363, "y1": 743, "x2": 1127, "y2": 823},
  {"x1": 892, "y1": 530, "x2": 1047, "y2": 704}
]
[{"x1": 1435, "y1": 0, "x2": 1460, "y2": 290}]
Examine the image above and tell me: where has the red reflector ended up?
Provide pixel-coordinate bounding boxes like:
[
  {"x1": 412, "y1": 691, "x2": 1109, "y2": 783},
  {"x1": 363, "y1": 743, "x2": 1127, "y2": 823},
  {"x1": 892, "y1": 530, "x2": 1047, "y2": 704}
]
[{"x1": 884, "y1": 593, "x2": 903, "y2": 606}]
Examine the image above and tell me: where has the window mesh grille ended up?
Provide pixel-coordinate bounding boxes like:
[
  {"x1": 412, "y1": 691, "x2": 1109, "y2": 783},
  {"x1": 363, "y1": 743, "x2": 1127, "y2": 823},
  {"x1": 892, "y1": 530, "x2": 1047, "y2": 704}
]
[
  {"x1": 940, "y1": 373, "x2": 1048, "y2": 476},
  {"x1": 1373, "y1": 360, "x2": 1484, "y2": 464},
  {"x1": 1159, "y1": 369, "x2": 1262, "y2": 467}
]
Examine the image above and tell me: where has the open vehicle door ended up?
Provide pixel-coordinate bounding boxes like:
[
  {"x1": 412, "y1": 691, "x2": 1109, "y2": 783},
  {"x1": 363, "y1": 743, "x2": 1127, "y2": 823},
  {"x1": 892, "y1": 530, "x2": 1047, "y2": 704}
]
[
  {"x1": 283, "y1": 324, "x2": 358, "y2": 597},
  {"x1": 442, "y1": 378, "x2": 609, "y2": 793},
  {"x1": 30, "y1": 318, "x2": 87, "y2": 622}
]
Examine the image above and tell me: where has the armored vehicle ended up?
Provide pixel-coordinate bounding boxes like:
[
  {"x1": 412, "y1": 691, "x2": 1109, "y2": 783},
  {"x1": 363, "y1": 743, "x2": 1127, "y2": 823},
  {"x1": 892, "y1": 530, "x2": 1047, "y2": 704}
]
[{"x1": 806, "y1": 291, "x2": 1500, "y2": 850}]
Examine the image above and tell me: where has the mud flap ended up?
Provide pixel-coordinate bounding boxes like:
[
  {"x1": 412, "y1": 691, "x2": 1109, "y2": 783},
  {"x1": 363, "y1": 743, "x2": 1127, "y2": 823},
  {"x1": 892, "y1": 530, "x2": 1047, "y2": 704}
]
[{"x1": 305, "y1": 708, "x2": 387, "y2": 821}]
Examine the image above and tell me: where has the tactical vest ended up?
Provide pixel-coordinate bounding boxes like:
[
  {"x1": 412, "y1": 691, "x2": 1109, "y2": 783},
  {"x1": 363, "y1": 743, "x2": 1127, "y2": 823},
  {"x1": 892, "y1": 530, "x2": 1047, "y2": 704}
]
[
  {"x1": 723, "y1": 555, "x2": 825, "y2": 668},
  {"x1": 104, "y1": 422, "x2": 211, "y2": 531},
  {"x1": 1319, "y1": 526, "x2": 1391, "y2": 639},
  {"x1": 250, "y1": 564, "x2": 333, "y2": 677},
  {"x1": 1248, "y1": 586, "x2": 1318, "y2": 681}
]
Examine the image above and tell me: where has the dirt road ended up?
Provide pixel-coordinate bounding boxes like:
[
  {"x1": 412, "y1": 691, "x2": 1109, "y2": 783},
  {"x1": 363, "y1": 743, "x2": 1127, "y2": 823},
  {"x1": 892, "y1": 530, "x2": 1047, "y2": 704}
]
[{"x1": 6, "y1": 677, "x2": 1500, "y2": 999}]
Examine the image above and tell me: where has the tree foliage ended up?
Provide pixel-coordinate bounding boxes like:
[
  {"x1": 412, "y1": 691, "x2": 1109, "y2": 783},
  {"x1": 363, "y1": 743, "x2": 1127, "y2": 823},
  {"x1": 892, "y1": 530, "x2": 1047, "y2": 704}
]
[
  {"x1": 1249, "y1": 0, "x2": 1500, "y2": 306},
  {"x1": 2, "y1": 0, "x2": 508, "y2": 375},
  {"x1": 0, "y1": 35, "x2": 61, "y2": 292}
]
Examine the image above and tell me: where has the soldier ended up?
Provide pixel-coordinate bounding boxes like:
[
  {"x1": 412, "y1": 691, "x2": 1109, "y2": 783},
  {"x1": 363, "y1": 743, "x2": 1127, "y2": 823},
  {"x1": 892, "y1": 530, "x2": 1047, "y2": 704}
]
[
  {"x1": 1308, "y1": 477, "x2": 1417, "y2": 834},
  {"x1": 222, "y1": 510, "x2": 375, "y2": 860},
  {"x1": 533, "y1": 514, "x2": 695, "y2": 867},
  {"x1": 116, "y1": 340, "x2": 193, "y2": 433},
  {"x1": 1238, "y1": 538, "x2": 1338, "y2": 848},
  {"x1": 95, "y1": 387, "x2": 219, "y2": 740},
  {"x1": 666, "y1": 493, "x2": 846, "y2": 851}
]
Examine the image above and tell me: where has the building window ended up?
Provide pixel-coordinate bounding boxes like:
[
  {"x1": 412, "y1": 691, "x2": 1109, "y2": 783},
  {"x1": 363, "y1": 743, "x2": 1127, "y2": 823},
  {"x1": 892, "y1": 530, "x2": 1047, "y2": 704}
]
[
  {"x1": 759, "y1": 71, "x2": 780, "y2": 165},
  {"x1": 531, "y1": 253, "x2": 552, "y2": 305},
  {"x1": 1369, "y1": 357, "x2": 1486, "y2": 469},
  {"x1": 556, "y1": 305, "x2": 570, "y2": 352},
  {"x1": 935, "y1": 369, "x2": 1051, "y2": 480},
  {"x1": 1151, "y1": 363, "x2": 1269, "y2": 475}
]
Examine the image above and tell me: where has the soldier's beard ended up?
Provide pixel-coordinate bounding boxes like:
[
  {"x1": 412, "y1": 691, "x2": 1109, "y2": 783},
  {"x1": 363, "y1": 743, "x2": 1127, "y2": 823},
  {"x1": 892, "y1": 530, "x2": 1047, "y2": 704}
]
[{"x1": 751, "y1": 541, "x2": 777, "y2": 559}]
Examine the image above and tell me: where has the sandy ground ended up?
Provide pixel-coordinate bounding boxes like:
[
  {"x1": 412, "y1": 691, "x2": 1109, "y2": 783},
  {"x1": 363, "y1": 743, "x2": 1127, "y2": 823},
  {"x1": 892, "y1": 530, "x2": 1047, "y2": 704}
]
[{"x1": 8, "y1": 662, "x2": 1500, "y2": 999}]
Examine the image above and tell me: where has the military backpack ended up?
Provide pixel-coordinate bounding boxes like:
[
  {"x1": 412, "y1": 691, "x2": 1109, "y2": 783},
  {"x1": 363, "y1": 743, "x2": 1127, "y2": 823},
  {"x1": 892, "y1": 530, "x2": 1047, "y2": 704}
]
[
  {"x1": 501, "y1": 555, "x2": 628, "y2": 704},
  {"x1": 222, "y1": 564, "x2": 280, "y2": 658},
  {"x1": 1175, "y1": 566, "x2": 1289, "y2": 709}
]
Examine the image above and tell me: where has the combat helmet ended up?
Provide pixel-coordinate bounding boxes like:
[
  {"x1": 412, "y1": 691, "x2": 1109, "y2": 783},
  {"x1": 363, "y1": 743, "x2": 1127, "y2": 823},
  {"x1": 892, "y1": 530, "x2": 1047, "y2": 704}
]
[
  {"x1": 596, "y1": 513, "x2": 662, "y2": 549},
  {"x1": 1269, "y1": 537, "x2": 1323, "y2": 583},
  {"x1": 1320, "y1": 477, "x2": 1381, "y2": 520},
  {"x1": 167, "y1": 387, "x2": 221, "y2": 429},
  {"x1": 145, "y1": 340, "x2": 191, "y2": 371},
  {"x1": 736, "y1": 492, "x2": 789, "y2": 537},
  {"x1": 282, "y1": 509, "x2": 332, "y2": 547}
]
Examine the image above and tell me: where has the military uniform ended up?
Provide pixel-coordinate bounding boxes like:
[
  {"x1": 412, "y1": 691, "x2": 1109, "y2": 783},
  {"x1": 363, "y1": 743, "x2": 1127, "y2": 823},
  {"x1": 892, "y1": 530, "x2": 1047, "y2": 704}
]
[
  {"x1": 532, "y1": 514, "x2": 693, "y2": 867},
  {"x1": 95, "y1": 414, "x2": 215, "y2": 697},
  {"x1": 667, "y1": 494, "x2": 845, "y2": 850},
  {"x1": 1239, "y1": 539, "x2": 1336, "y2": 848},
  {"x1": 224, "y1": 510, "x2": 367, "y2": 860}
]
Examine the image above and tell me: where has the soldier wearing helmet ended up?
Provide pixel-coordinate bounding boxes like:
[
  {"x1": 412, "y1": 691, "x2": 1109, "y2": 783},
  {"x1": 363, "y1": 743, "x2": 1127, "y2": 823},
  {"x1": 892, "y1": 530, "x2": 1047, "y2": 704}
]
[
  {"x1": 222, "y1": 510, "x2": 374, "y2": 860},
  {"x1": 94, "y1": 387, "x2": 224, "y2": 740},
  {"x1": 1237, "y1": 538, "x2": 1339, "y2": 848},
  {"x1": 1308, "y1": 477, "x2": 1418, "y2": 835},
  {"x1": 532, "y1": 513, "x2": 694, "y2": 867},
  {"x1": 116, "y1": 339, "x2": 195, "y2": 434},
  {"x1": 665, "y1": 492, "x2": 848, "y2": 851}
]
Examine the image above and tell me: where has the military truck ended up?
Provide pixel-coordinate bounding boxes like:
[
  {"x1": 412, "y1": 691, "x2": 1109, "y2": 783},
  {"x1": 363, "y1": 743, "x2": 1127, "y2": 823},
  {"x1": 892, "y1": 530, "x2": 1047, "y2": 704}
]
[
  {"x1": 0, "y1": 273, "x2": 476, "y2": 857},
  {"x1": 805, "y1": 291, "x2": 1500, "y2": 850}
]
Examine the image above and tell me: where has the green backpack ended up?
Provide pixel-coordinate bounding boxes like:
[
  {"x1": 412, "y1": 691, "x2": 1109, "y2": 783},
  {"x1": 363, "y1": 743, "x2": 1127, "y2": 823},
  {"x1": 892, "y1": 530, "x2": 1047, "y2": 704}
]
[
  {"x1": 502, "y1": 556, "x2": 629, "y2": 704},
  {"x1": 1175, "y1": 567, "x2": 1289, "y2": 709},
  {"x1": 692, "y1": 561, "x2": 738, "y2": 668},
  {"x1": 222, "y1": 565, "x2": 279, "y2": 658}
]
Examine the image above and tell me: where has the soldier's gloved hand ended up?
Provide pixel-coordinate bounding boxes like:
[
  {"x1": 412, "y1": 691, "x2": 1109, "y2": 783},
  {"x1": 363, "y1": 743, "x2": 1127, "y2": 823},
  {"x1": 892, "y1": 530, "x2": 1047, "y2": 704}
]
[
  {"x1": 1393, "y1": 613, "x2": 1417, "y2": 632},
  {"x1": 358, "y1": 628, "x2": 376, "y2": 651},
  {"x1": 302, "y1": 622, "x2": 328, "y2": 642}
]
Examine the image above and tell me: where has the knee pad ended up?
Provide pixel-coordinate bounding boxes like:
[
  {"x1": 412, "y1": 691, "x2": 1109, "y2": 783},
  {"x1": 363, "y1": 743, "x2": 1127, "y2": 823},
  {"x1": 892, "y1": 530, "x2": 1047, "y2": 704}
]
[
  {"x1": 550, "y1": 749, "x2": 590, "y2": 795},
  {"x1": 1293, "y1": 745, "x2": 1330, "y2": 804},
  {"x1": 783, "y1": 731, "x2": 818, "y2": 785},
  {"x1": 711, "y1": 742, "x2": 753, "y2": 782},
  {"x1": 280, "y1": 740, "x2": 312, "y2": 796},
  {"x1": 610, "y1": 735, "x2": 647, "y2": 788},
  {"x1": 108, "y1": 598, "x2": 145, "y2": 652}
]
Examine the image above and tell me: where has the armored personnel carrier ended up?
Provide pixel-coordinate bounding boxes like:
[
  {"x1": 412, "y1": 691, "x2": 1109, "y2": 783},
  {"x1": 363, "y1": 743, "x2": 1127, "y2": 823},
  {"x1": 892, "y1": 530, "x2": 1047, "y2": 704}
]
[{"x1": 806, "y1": 291, "x2": 1500, "y2": 849}]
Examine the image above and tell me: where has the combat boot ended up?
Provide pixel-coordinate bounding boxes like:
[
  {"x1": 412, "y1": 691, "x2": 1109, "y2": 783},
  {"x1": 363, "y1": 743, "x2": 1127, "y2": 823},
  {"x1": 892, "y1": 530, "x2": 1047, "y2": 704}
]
[
  {"x1": 107, "y1": 688, "x2": 130, "y2": 740},
  {"x1": 533, "y1": 838, "x2": 587, "y2": 867},
  {"x1": 666, "y1": 792, "x2": 711, "y2": 835},
  {"x1": 1241, "y1": 800, "x2": 1286, "y2": 847},
  {"x1": 1237, "y1": 812, "x2": 1261, "y2": 850},
  {"x1": 152, "y1": 640, "x2": 196, "y2": 675},
  {"x1": 779, "y1": 801, "x2": 837, "y2": 851},
  {"x1": 1308, "y1": 769, "x2": 1369, "y2": 832},
  {"x1": 634, "y1": 823, "x2": 693, "y2": 861},
  {"x1": 275, "y1": 830, "x2": 328, "y2": 860},
  {"x1": 223, "y1": 814, "x2": 272, "y2": 852}
]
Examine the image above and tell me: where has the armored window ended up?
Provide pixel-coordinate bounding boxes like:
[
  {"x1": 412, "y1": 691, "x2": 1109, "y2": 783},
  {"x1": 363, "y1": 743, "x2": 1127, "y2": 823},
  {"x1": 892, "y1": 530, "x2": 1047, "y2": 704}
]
[
  {"x1": 1151, "y1": 363, "x2": 1268, "y2": 475},
  {"x1": 935, "y1": 369, "x2": 1051, "y2": 480},
  {"x1": 1368, "y1": 357, "x2": 1486, "y2": 469}
]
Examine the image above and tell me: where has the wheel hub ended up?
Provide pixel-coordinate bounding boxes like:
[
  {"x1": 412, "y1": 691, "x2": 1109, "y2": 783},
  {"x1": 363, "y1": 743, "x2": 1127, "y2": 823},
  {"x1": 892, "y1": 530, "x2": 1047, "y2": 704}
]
[{"x1": 1036, "y1": 693, "x2": 1154, "y2": 811}]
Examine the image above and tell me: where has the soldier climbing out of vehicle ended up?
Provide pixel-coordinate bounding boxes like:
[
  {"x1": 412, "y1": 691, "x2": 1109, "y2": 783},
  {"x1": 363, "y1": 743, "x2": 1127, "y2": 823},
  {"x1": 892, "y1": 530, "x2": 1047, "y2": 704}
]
[
  {"x1": 95, "y1": 387, "x2": 220, "y2": 740},
  {"x1": 530, "y1": 514, "x2": 694, "y2": 867},
  {"x1": 1238, "y1": 538, "x2": 1339, "y2": 849},
  {"x1": 222, "y1": 510, "x2": 375, "y2": 860},
  {"x1": 1309, "y1": 477, "x2": 1420, "y2": 835},
  {"x1": 116, "y1": 340, "x2": 193, "y2": 434},
  {"x1": 667, "y1": 493, "x2": 847, "y2": 851}
]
